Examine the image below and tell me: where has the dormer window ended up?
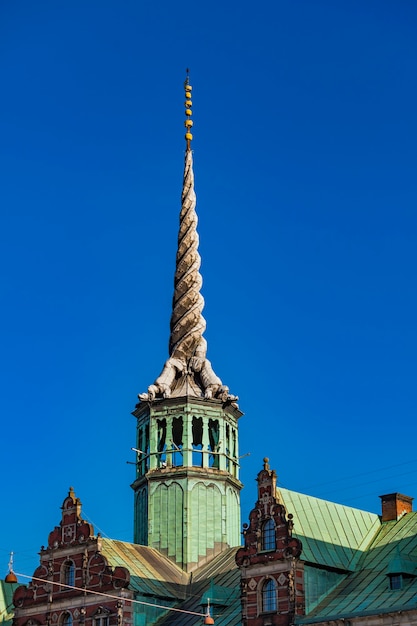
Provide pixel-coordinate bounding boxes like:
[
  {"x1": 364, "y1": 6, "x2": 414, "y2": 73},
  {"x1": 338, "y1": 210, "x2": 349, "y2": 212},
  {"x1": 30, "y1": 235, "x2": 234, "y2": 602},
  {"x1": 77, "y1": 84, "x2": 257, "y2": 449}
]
[
  {"x1": 389, "y1": 574, "x2": 403, "y2": 590},
  {"x1": 262, "y1": 518, "x2": 276, "y2": 551},
  {"x1": 387, "y1": 547, "x2": 416, "y2": 590}
]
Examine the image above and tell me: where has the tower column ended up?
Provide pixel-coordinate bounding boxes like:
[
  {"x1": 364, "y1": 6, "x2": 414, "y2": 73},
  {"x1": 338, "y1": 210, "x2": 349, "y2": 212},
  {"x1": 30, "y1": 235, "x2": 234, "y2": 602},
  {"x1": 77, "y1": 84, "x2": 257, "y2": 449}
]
[
  {"x1": 149, "y1": 418, "x2": 158, "y2": 470},
  {"x1": 202, "y1": 415, "x2": 211, "y2": 468},
  {"x1": 183, "y1": 406, "x2": 193, "y2": 467},
  {"x1": 218, "y1": 417, "x2": 227, "y2": 471}
]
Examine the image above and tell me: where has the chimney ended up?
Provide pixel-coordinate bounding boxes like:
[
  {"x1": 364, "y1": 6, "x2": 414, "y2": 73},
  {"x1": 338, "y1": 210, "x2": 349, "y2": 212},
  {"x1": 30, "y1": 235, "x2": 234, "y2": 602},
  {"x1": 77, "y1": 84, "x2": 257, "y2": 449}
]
[{"x1": 379, "y1": 493, "x2": 413, "y2": 522}]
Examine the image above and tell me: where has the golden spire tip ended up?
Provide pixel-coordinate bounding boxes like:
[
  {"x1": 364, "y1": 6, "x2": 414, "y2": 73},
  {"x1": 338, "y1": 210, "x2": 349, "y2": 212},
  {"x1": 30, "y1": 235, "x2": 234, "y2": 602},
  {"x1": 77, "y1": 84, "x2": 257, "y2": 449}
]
[{"x1": 184, "y1": 69, "x2": 193, "y2": 150}]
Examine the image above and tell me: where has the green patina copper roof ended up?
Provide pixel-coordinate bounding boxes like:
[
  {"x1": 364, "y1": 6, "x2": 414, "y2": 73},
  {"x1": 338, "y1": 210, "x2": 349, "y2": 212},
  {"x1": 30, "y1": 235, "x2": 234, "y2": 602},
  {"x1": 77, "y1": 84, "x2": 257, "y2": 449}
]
[
  {"x1": 158, "y1": 548, "x2": 241, "y2": 626},
  {"x1": 101, "y1": 538, "x2": 188, "y2": 592},
  {"x1": 0, "y1": 580, "x2": 19, "y2": 625},
  {"x1": 200, "y1": 581, "x2": 236, "y2": 607},
  {"x1": 100, "y1": 540, "x2": 240, "y2": 625},
  {"x1": 296, "y1": 510, "x2": 417, "y2": 622},
  {"x1": 100, "y1": 492, "x2": 417, "y2": 625},
  {"x1": 387, "y1": 544, "x2": 417, "y2": 576},
  {"x1": 278, "y1": 488, "x2": 381, "y2": 571},
  {"x1": 100, "y1": 539, "x2": 189, "y2": 624}
]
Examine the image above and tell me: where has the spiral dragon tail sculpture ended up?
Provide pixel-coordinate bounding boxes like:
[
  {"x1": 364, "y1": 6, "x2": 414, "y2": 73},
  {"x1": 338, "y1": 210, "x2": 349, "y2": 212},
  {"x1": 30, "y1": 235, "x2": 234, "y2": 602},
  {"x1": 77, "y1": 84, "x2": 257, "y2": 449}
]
[
  {"x1": 138, "y1": 73, "x2": 237, "y2": 404},
  {"x1": 169, "y1": 143, "x2": 206, "y2": 360}
]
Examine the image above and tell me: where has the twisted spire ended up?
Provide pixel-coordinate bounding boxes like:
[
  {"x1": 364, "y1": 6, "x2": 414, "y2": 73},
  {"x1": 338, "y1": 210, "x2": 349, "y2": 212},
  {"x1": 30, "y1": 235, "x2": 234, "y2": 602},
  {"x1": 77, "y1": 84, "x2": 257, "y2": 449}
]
[
  {"x1": 138, "y1": 74, "x2": 237, "y2": 403},
  {"x1": 169, "y1": 150, "x2": 206, "y2": 360},
  {"x1": 169, "y1": 73, "x2": 207, "y2": 360}
]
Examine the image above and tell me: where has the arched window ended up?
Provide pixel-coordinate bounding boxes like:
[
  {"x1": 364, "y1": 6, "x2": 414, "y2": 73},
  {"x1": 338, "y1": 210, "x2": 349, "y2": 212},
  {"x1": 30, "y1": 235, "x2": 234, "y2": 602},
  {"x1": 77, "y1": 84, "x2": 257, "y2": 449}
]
[
  {"x1": 262, "y1": 518, "x2": 276, "y2": 551},
  {"x1": 61, "y1": 560, "x2": 75, "y2": 587},
  {"x1": 172, "y1": 416, "x2": 184, "y2": 467},
  {"x1": 61, "y1": 613, "x2": 73, "y2": 626},
  {"x1": 192, "y1": 417, "x2": 203, "y2": 467},
  {"x1": 208, "y1": 419, "x2": 220, "y2": 468},
  {"x1": 262, "y1": 578, "x2": 277, "y2": 613}
]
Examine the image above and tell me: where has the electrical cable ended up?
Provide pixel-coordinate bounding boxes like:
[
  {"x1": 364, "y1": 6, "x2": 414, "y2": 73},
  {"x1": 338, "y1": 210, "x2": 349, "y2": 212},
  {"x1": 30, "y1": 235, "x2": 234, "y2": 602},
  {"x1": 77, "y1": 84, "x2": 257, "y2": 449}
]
[{"x1": 14, "y1": 572, "x2": 205, "y2": 618}]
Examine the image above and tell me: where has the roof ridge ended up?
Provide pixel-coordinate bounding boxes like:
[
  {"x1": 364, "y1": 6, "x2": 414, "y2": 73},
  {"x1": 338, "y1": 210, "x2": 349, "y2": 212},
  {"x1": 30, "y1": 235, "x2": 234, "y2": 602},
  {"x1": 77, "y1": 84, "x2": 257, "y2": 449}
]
[{"x1": 278, "y1": 487, "x2": 380, "y2": 517}]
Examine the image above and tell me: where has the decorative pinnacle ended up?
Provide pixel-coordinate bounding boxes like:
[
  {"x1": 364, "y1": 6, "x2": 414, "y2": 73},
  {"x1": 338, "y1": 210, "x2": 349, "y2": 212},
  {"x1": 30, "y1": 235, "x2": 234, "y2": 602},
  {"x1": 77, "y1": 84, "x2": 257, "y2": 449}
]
[
  {"x1": 169, "y1": 131, "x2": 205, "y2": 360},
  {"x1": 137, "y1": 75, "x2": 238, "y2": 404},
  {"x1": 168, "y1": 71, "x2": 204, "y2": 360},
  {"x1": 184, "y1": 69, "x2": 193, "y2": 150}
]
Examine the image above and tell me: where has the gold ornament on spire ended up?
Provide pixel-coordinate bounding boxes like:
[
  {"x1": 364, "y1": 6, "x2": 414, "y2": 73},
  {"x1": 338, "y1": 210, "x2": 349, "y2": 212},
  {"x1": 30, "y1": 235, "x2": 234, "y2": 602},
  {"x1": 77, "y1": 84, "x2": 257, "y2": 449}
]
[
  {"x1": 184, "y1": 70, "x2": 193, "y2": 149},
  {"x1": 138, "y1": 75, "x2": 237, "y2": 404}
]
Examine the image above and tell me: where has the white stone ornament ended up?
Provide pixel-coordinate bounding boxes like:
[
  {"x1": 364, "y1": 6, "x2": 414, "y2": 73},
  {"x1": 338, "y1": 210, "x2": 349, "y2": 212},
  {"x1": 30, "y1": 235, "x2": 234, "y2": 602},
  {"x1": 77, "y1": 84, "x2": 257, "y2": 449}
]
[{"x1": 139, "y1": 149, "x2": 237, "y2": 404}]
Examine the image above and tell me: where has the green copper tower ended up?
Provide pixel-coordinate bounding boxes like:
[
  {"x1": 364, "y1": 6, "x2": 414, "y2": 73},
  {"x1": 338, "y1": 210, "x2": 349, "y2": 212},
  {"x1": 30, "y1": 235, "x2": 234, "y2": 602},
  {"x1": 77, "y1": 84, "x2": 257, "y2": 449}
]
[{"x1": 131, "y1": 74, "x2": 243, "y2": 572}]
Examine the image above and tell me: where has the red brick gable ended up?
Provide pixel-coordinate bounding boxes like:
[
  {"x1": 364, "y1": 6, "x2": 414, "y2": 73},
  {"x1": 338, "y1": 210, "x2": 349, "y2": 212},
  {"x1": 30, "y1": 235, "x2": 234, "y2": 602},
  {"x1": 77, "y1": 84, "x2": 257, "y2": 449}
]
[
  {"x1": 12, "y1": 489, "x2": 133, "y2": 626},
  {"x1": 235, "y1": 459, "x2": 304, "y2": 626}
]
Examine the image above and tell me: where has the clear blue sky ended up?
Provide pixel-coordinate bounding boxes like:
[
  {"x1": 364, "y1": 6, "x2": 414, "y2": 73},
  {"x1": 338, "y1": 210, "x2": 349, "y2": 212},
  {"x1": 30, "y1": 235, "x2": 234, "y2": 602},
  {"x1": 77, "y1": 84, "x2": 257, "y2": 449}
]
[{"x1": 1, "y1": 0, "x2": 417, "y2": 581}]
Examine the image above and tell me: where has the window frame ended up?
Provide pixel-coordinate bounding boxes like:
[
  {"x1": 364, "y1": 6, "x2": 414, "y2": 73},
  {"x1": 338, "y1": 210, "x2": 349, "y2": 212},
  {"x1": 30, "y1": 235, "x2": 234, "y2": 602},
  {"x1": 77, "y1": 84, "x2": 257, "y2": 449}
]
[
  {"x1": 389, "y1": 574, "x2": 403, "y2": 590},
  {"x1": 261, "y1": 518, "x2": 276, "y2": 551},
  {"x1": 93, "y1": 606, "x2": 111, "y2": 626},
  {"x1": 60, "y1": 612, "x2": 73, "y2": 626},
  {"x1": 61, "y1": 560, "x2": 75, "y2": 588},
  {"x1": 261, "y1": 577, "x2": 277, "y2": 613}
]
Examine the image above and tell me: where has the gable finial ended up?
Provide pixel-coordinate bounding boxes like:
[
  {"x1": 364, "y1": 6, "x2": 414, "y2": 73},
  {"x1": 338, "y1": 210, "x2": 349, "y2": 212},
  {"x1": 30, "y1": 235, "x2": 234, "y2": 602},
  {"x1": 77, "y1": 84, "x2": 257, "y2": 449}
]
[
  {"x1": 5, "y1": 551, "x2": 17, "y2": 583},
  {"x1": 204, "y1": 598, "x2": 215, "y2": 624}
]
